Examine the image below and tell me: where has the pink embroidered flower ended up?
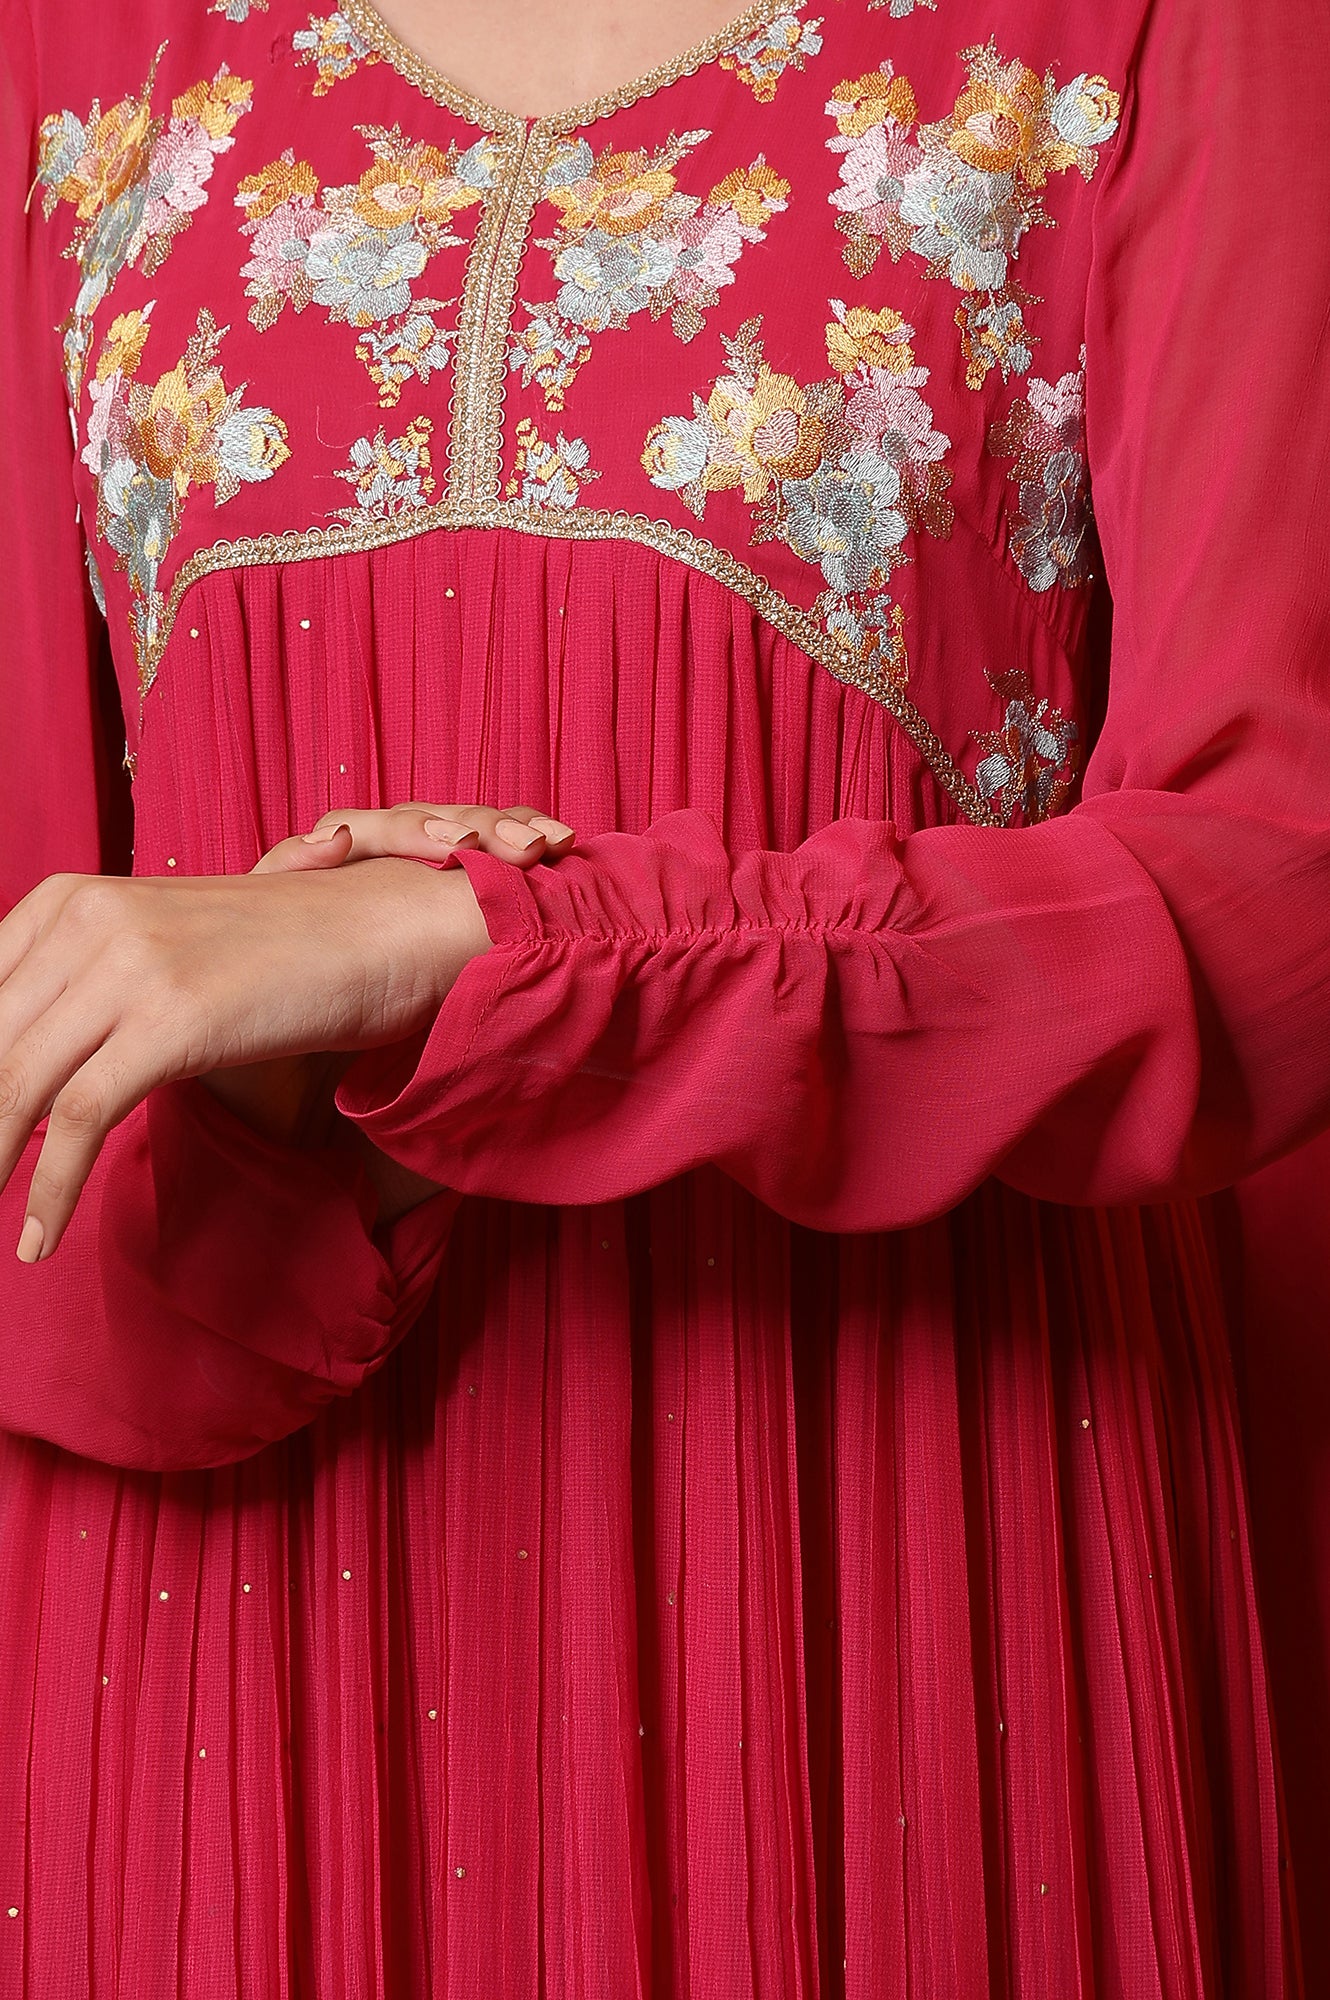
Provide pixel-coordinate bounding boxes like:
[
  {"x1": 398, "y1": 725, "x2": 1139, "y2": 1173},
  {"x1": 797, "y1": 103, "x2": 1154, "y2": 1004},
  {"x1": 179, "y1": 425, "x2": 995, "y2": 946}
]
[
  {"x1": 138, "y1": 120, "x2": 223, "y2": 238},
  {"x1": 829, "y1": 120, "x2": 922, "y2": 236},
  {"x1": 81, "y1": 368, "x2": 132, "y2": 475},
  {"x1": 847, "y1": 369, "x2": 949, "y2": 462},
  {"x1": 1024, "y1": 364, "x2": 1085, "y2": 445},
  {"x1": 671, "y1": 206, "x2": 747, "y2": 299}
]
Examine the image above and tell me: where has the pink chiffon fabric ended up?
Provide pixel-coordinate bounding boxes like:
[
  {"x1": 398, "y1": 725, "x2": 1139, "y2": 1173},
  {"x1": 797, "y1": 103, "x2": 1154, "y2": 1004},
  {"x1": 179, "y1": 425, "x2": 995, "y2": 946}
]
[{"x1": 2, "y1": 0, "x2": 1329, "y2": 1992}]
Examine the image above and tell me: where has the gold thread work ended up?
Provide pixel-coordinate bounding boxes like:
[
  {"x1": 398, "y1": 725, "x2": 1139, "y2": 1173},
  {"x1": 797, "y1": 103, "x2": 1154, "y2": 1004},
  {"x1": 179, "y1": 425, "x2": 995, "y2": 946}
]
[{"x1": 447, "y1": 125, "x2": 552, "y2": 507}]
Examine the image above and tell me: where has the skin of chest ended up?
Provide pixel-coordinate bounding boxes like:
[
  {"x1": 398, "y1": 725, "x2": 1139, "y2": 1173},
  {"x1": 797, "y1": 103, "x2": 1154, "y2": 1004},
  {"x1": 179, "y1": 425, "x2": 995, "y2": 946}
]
[{"x1": 370, "y1": 0, "x2": 766, "y2": 120}]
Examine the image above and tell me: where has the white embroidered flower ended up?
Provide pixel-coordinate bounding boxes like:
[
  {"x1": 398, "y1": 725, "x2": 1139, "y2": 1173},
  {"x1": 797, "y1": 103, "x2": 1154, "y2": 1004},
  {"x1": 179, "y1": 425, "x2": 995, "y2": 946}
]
[
  {"x1": 305, "y1": 223, "x2": 428, "y2": 321},
  {"x1": 642, "y1": 413, "x2": 711, "y2": 491}
]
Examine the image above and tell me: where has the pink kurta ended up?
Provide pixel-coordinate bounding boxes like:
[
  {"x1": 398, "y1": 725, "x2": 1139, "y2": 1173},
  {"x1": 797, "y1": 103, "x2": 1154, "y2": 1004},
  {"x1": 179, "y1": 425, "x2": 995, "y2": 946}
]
[{"x1": 2, "y1": 0, "x2": 1328, "y2": 1991}]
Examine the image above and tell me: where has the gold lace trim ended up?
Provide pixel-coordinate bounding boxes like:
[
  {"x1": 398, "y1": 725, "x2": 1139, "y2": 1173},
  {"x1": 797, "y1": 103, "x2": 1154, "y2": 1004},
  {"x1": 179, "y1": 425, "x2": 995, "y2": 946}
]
[
  {"x1": 341, "y1": 0, "x2": 802, "y2": 136},
  {"x1": 448, "y1": 125, "x2": 552, "y2": 506},
  {"x1": 148, "y1": 506, "x2": 998, "y2": 825}
]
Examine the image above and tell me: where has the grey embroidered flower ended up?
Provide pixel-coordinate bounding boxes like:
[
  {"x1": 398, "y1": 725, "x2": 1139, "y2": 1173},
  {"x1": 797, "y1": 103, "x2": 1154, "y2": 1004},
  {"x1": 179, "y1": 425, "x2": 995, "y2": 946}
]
[
  {"x1": 216, "y1": 405, "x2": 290, "y2": 493},
  {"x1": 334, "y1": 417, "x2": 435, "y2": 518},
  {"x1": 553, "y1": 229, "x2": 679, "y2": 331},
  {"x1": 1050, "y1": 73, "x2": 1121, "y2": 150},
  {"x1": 84, "y1": 544, "x2": 107, "y2": 618},
  {"x1": 722, "y1": 12, "x2": 824, "y2": 100},
  {"x1": 958, "y1": 295, "x2": 1033, "y2": 382},
  {"x1": 975, "y1": 681, "x2": 1079, "y2": 823},
  {"x1": 898, "y1": 153, "x2": 1027, "y2": 291},
  {"x1": 544, "y1": 139, "x2": 596, "y2": 190},
  {"x1": 37, "y1": 110, "x2": 88, "y2": 195},
  {"x1": 103, "y1": 465, "x2": 177, "y2": 601},
  {"x1": 781, "y1": 444, "x2": 907, "y2": 594},
  {"x1": 292, "y1": 12, "x2": 373, "y2": 86},
  {"x1": 1011, "y1": 449, "x2": 1091, "y2": 590},
  {"x1": 641, "y1": 413, "x2": 712, "y2": 491},
  {"x1": 454, "y1": 139, "x2": 499, "y2": 192},
  {"x1": 507, "y1": 424, "x2": 599, "y2": 509},
  {"x1": 75, "y1": 183, "x2": 150, "y2": 315},
  {"x1": 305, "y1": 223, "x2": 428, "y2": 322}
]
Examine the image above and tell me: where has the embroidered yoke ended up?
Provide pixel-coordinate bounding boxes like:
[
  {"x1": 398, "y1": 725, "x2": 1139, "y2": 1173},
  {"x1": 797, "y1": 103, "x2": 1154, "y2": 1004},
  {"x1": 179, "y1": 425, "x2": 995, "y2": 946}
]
[{"x1": 46, "y1": 0, "x2": 1118, "y2": 820}]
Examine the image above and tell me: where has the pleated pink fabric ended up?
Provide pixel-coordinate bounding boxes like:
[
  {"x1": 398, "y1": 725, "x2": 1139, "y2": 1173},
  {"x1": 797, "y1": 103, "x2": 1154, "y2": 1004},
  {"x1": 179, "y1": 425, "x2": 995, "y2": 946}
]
[{"x1": 2, "y1": 0, "x2": 1328, "y2": 1991}]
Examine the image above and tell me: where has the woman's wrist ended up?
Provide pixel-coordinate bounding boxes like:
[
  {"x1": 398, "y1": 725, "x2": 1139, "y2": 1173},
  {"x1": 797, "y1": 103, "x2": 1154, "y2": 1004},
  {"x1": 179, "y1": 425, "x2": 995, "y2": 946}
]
[{"x1": 195, "y1": 865, "x2": 491, "y2": 1152}]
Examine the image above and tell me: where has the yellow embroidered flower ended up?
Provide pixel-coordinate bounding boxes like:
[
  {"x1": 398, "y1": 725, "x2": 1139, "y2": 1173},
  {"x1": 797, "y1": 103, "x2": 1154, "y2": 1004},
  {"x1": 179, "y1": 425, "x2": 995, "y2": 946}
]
[
  {"x1": 946, "y1": 59, "x2": 1048, "y2": 181},
  {"x1": 548, "y1": 151, "x2": 679, "y2": 236},
  {"x1": 96, "y1": 309, "x2": 153, "y2": 382},
  {"x1": 828, "y1": 69, "x2": 918, "y2": 140},
  {"x1": 135, "y1": 359, "x2": 230, "y2": 494},
  {"x1": 706, "y1": 367, "x2": 825, "y2": 501},
  {"x1": 170, "y1": 70, "x2": 253, "y2": 142},
  {"x1": 66, "y1": 95, "x2": 157, "y2": 217},
  {"x1": 826, "y1": 305, "x2": 915, "y2": 377},
  {"x1": 708, "y1": 161, "x2": 791, "y2": 228},
  {"x1": 237, "y1": 154, "x2": 320, "y2": 220},
  {"x1": 351, "y1": 144, "x2": 481, "y2": 231}
]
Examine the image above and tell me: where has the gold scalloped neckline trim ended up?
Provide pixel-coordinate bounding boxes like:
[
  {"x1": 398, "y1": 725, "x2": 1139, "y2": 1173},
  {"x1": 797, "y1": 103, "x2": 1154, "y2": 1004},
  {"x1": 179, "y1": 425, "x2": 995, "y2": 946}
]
[{"x1": 340, "y1": 0, "x2": 802, "y2": 136}]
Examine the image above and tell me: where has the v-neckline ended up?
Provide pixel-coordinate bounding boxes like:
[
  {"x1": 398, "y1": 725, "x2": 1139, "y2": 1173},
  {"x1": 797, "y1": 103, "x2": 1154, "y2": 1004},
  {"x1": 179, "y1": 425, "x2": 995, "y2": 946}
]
[{"x1": 340, "y1": 0, "x2": 806, "y2": 137}]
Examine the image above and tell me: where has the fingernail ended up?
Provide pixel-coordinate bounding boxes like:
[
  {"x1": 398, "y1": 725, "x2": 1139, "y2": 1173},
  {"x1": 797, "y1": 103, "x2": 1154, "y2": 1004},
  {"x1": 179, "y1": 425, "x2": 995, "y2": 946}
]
[
  {"x1": 423, "y1": 819, "x2": 478, "y2": 844},
  {"x1": 529, "y1": 816, "x2": 575, "y2": 842},
  {"x1": 16, "y1": 1216, "x2": 44, "y2": 1264},
  {"x1": 302, "y1": 824, "x2": 345, "y2": 844},
  {"x1": 496, "y1": 821, "x2": 542, "y2": 851}
]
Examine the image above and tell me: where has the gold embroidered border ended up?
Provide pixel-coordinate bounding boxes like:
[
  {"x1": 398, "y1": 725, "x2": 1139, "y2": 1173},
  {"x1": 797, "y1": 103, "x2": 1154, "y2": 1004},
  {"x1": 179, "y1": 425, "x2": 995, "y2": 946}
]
[
  {"x1": 147, "y1": 504, "x2": 1000, "y2": 826},
  {"x1": 341, "y1": 0, "x2": 804, "y2": 137},
  {"x1": 448, "y1": 125, "x2": 553, "y2": 508}
]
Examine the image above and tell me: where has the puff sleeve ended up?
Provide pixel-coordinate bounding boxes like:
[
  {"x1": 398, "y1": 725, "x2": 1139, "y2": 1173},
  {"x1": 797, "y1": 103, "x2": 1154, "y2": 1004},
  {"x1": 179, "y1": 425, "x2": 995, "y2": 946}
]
[{"x1": 0, "y1": 6, "x2": 458, "y2": 1471}]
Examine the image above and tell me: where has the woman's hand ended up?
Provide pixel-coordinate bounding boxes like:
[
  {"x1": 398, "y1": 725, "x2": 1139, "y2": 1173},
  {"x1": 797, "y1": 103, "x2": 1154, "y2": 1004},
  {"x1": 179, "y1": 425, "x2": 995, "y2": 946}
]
[
  {"x1": 0, "y1": 858, "x2": 491, "y2": 1261},
  {"x1": 204, "y1": 801, "x2": 576, "y2": 1170},
  {"x1": 252, "y1": 801, "x2": 577, "y2": 876}
]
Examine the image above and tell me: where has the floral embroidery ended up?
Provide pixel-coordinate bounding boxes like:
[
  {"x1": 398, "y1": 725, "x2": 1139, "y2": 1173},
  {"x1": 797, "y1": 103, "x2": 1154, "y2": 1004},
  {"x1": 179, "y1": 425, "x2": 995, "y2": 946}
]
[
  {"x1": 972, "y1": 668, "x2": 1079, "y2": 822},
  {"x1": 867, "y1": 0, "x2": 937, "y2": 13},
  {"x1": 37, "y1": 53, "x2": 253, "y2": 398},
  {"x1": 333, "y1": 415, "x2": 435, "y2": 519},
  {"x1": 644, "y1": 300, "x2": 951, "y2": 678},
  {"x1": 356, "y1": 301, "x2": 458, "y2": 406},
  {"x1": 237, "y1": 131, "x2": 493, "y2": 400},
  {"x1": 507, "y1": 134, "x2": 790, "y2": 410},
  {"x1": 826, "y1": 44, "x2": 1119, "y2": 389},
  {"x1": 210, "y1": 0, "x2": 268, "y2": 20},
  {"x1": 719, "y1": 11, "x2": 824, "y2": 104},
  {"x1": 85, "y1": 544, "x2": 107, "y2": 616},
  {"x1": 986, "y1": 354, "x2": 1092, "y2": 590},
  {"x1": 505, "y1": 420, "x2": 601, "y2": 508},
  {"x1": 82, "y1": 306, "x2": 289, "y2": 682},
  {"x1": 292, "y1": 11, "x2": 380, "y2": 95}
]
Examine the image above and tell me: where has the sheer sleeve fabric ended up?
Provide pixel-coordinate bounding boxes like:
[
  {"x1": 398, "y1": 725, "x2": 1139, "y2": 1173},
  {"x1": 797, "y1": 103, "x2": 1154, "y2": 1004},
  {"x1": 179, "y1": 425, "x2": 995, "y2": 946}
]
[
  {"x1": 337, "y1": 0, "x2": 1330, "y2": 1231},
  {"x1": 0, "y1": 11, "x2": 457, "y2": 1470}
]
